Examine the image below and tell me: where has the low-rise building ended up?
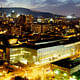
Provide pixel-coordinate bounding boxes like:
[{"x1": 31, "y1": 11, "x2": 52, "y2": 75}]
[{"x1": 5, "y1": 39, "x2": 80, "y2": 65}]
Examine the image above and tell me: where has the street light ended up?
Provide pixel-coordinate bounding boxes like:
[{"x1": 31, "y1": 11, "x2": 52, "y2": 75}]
[
  {"x1": 54, "y1": 69, "x2": 60, "y2": 75},
  {"x1": 72, "y1": 75, "x2": 77, "y2": 79},
  {"x1": 70, "y1": 75, "x2": 77, "y2": 80},
  {"x1": 70, "y1": 77, "x2": 77, "y2": 80},
  {"x1": 63, "y1": 73, "x2": 68, "y2": 76}
]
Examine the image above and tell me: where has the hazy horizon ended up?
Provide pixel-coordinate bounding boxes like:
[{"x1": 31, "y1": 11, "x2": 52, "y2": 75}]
[{"x1": 0, "y1": 0, "x2": 80, "y2": 17}]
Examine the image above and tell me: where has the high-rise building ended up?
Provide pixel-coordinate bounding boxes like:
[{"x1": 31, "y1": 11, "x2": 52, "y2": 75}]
[
  {"x1": 32, "y1": 23, "x2": 50, "y2": 33},
  {"x1": 3, "y1": 12, "x2": 7, "y2": 19},
  {"x1": 11, "y1": 10, "x2": 17, "y2": 18},
  {"x1": 25, "y1": 15, "x2": 34, "y2": 24},
  {"x1": 0, "y1": 11, "x2": 2, "y2": 17}
]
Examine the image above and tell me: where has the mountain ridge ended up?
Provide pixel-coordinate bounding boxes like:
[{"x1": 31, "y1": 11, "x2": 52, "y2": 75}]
[{"x1": 0, "y1": 7, "x2": 63, "y2": 18}]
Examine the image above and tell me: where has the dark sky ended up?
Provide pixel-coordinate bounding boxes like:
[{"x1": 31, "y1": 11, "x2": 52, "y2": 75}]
[{"x1": 0, "y1": 0, "x2": 80, "y2": 16}]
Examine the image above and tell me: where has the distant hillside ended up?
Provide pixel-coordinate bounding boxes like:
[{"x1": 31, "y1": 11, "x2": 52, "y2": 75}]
[{"x1": 0, "y1": 7, "x2": 63, "y2": 18}]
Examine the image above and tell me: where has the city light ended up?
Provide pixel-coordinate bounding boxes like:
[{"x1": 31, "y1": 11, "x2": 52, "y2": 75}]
[
  {"x1": 16, "y1": 14, "x2": 20, "y2": 17},
  {"x1": 12, "y1": 10, "x2": 15, "y2": 13},
  {"x1": 8, "y1": 38, "x2": 18, "y2": 44},
  {"x1": 35, "y1": 62, "x2": 40, "y2": 65},
  {"x1": 70, "y1": 77, "x2": 77, "y2": 80},
  {"x1": 19, "y1": 58, "x2": 28, "y2": 64},
  {"x1": 0, "y1": 30, "x2": 7, "y2": 34},
  {"x1": 50, "y1": 18, "x2": 53, "y2": 22},
  {"x1": 70, "y1": 75, "x2": 78, "y2": 80},
  {"x1": 0, "y1": 6, "x2": 80, "y2": 80},
  {"x1": 0, "y1": 72, "x2": 3, "y2": 76},
  {"x1": 63, "y1": 73, "x2": 68, "y2": 76},
  {"x1": 66, "y1": 16, "x2": 73, "y2": 19},
  {"x1": 72, "y1": 75, "x2": 77, "y2": 79},
  {"x1": 7, "y1": 14, "x2": 11, "y2": 17},
  {"x1": 54, "y1": 69, "x2": 60, "y2": 74}
]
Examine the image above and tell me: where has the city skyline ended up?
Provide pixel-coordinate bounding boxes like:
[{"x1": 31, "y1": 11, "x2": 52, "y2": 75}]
[{"x1": 0, "y1": 0, "x2": 80, "y2": 16}]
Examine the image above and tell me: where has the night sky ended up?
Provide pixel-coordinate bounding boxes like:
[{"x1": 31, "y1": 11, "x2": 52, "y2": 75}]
[{"x1": 0, "y1": 0, "x2": 80, "y2": 17}]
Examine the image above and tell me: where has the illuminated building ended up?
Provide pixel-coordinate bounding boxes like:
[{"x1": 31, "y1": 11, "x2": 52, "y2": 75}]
[
  {"x1": 23, "y1": 15, "x2": 34, "y2": 32},
  {"x1": 4, "y1": 38, "x2": 80, "y2": 65},
  {"x1": 32, "y1": 23, "x2": 50, "y2": 33},
  {"x1": 0, "y1": 11, "x2": 2, "y2": 17},
  {"x1": 0, "y1": 12, "x2": 3, "y2": 21},
  {"x1": 0, "y1": 63, "x2": 70, "y2": 80},
  {"x1": 3, "y1": 12, "x2": 7, "y2": 19},
  {"x1": 11, "y1": 10, "x2": 17, "y2": 18},
  {"x1": 0, "y1": 47, "x2": 5, "y2": 60},
  {"x1": 48, "y1": 18, "x2": 54, "y2": 24},
  {"x1": 10, "y1": 26, "x2": 21, "y2": 36},
  {"x1": 37, "y1": 16, "x2": 45, "y2": 23},
  {"x1": 25, "y1": 15, "x2": 34, "y2": 24}
]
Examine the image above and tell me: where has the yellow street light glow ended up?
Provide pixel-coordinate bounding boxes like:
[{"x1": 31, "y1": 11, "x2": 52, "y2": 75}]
[
  {"x1": 0, "y1": 72, "x2": 3, "y2": 76},
  {"x1": 72, "y1": 75, "x2": 77, "y2": 79},
  {"x1": 70, "y1": 77, "x2": 77, "y2": 80},
  {"x1": 35, "y1": 62, "x2": 40, "y2": 65},
  {"x1": 0, "y1": 49, "x2": 3, "y2": 52},
  {"x1": 4, "y1": 30, "x2": 7, "y2": 33},
  {"x1": 63, "y1": 73, "x2": 68, "y2": 76},
  {"x1": 0, "y1": 30, "x2": 7, "y2": 34},
  {"x1": 54, "y1": 69, "x2": 60, "y2": 74},
  {"x1": 8, "y1": 38, "x2": 18, "y2": 44}
]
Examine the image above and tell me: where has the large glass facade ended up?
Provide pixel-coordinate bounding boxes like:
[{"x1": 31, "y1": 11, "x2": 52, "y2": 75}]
[
  {"x1": 10, "y1": 47, "x2": 37, "y2": 64},
  {"x1": 37, "y1": 45, "x2": 75, "y2": 64}
]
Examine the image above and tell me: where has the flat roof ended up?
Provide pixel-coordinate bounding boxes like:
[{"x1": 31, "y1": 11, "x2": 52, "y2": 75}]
[
  {"x1": 0, "y1": 35, "x2": 80, "y2": 50},
  {"x1": 7, "y1": 38, "x2": 75, "y2": 49}
]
